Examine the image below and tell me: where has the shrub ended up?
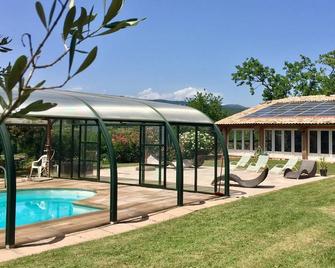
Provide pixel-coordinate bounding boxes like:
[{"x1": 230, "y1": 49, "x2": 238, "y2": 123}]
[{"x1": 179, "y1": 130, "x2": 214, "y2": 159}]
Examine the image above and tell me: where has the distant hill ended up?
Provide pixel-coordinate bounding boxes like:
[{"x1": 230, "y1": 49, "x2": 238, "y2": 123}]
[
  {"x1": 222, "y1": 104, "x2": 247, "y2": 115},
  {"x1": 152, "y1": 99, "x2": 187, "y2": 106},
  {"x1": 151, "y1": 99, "x2": 247, "y2": 116}
]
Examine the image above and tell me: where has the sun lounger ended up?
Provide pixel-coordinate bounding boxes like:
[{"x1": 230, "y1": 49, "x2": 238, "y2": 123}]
[
  {"x1": 230, "y1": 167, "x2": 269, "y2": 187},
  {"x1": 270, "y1": 158, "x2": 299, "y2": 174},
  {"x1": 284, "y1": 160, "x2": 317, "y2": 180},
  {"x1": 230, "y1": 154, "x2": 251, "y2": 171},
  {"x1": 246, "y1": 155, "x2": 269, "y2": 173},
  {"x1": 212, "y1": 167, "x2": 269, "y2": 188}
]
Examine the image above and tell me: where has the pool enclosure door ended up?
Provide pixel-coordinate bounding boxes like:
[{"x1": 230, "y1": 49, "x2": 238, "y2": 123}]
[
  {"x1": 78, "y1": 123, "x2": 100, "y2": 180},
  {"x1": 55, "y1": 120, "x2": 100, "y2": 180},
  {"x1": 139, "y1": 124, "x2": 166, "y2": 187}
]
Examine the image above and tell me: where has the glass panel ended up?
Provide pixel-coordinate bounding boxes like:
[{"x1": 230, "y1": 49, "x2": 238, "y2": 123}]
[
  {"x1": 294, "y1": 131, "x2": 302, "y2": 153},
  {"x1": 195, "y1": 126, "x2": 215, "y2": 193},
  {"x1": 284, "y1": 130, "x2": 292, "y2": 152},
  {"x1": 228, "y1": 131, "x2": 234, "y2": 149},
  {"x1": 253, "y1": 130, "x2": 259, "y2": 150},
  {"x1": 236, "y1": 130, "x2": 242, "y2": 150},
  {"x1": 309, "y1": 131, "x2": 318, "y2": 154},
  {"x1": 244, "y1": 130, "x2": 250, "y2": 150},
  {"x1": 275, "y1": 130, "x2": 282, "y2": 152},
  {"x1": 332, "y1": 131, "x2": 335, "y2": 154},
  {"x1": 142, "y1": 125, "x2": 164, "y2": 186},
  {"x1": 265, "y1": 130, "x2": 272, "y2": 151},
  {"x1": 7, "y1": 125, "x2": 46, "y2": 175},
  {"x1": 79, "y1": 121, "x2": 99, "y2": 180},
  {"x1": 60, "y1": 120, "x2": 75, "y2": 178},
  {"x1": 321, "y1": 131, "x2": 329, "y2": 154}
]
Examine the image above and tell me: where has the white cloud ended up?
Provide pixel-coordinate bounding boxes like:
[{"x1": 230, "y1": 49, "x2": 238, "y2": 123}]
[
  {"x1": 137, "y1": 88, "x2": 166, "y2": 99},
  {"x1": 172, "y1": 87, "x2": 205, "y2": 100},
  {"x1": 136, "y1": 87, "x2": 205, "y2": 100}
]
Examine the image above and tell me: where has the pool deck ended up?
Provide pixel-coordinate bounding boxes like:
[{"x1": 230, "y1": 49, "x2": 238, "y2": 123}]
[
  {"x1": 0, "y1": 178, "x2": 215, "y2": 248},
  {"x1": 0, "y1": 169, "x2": 332, "y2": 263}
]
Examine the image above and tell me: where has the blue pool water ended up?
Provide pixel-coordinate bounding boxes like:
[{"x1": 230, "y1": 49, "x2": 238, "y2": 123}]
[{"x1": 0, "y1": 189, "x2": 101, "y2": 229}]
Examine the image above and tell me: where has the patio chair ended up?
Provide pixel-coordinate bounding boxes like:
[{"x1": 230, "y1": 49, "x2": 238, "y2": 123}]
[
  {"x1": 29, "y1": 151, "x2": 59, "y2": 178},
  {"x1": 146, "y1": 155, "x2": 159, "y2": 165},
  {"x1": 212, "y1": 167, "x2": 269, "y2": 188},
  {"x1": 171, "y1": 159, "x2": 194, "y2": 168},
  {"x1": 246, "y1": 155, "x2": 269, "y2": 173},
  {"x1": 270, "y1": 157, "x2": 299, "y2": 174},
  {"x1": 284, "y1": 160, "x2": 317, "y2": 180},
  {"x1": 230, "y1": 154, "x2": 251, "y2": 171},
  {"x1": 29, "y1": 154, "x2": 47, "y2": 178}
]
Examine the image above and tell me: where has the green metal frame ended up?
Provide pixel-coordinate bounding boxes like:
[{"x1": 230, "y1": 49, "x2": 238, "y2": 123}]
[
  {"x1": 194, "y1": 126, "x2": 198, "y2": 192},
  {"x1": 0, "y1": 123, "x2": 16, "y2": 247},
  {"x1": 213, "y1": 124, "x2": 230, "y2": 196},
  {"x1": 136, "y1": 102, "x2": 184, "y2": 206},
  {"x1": 60, "y1": 94, "x2": 119, "y2": 223}
]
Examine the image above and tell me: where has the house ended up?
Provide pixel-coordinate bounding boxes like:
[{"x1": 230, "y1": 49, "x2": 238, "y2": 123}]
[{"x1": 216, "y1": 95, "x2": 335, "y2": 162}]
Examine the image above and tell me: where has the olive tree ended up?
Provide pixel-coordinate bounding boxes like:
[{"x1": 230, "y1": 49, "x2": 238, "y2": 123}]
[{"x1": 0, "y1": 0, "x2": 143, "y2": 123}]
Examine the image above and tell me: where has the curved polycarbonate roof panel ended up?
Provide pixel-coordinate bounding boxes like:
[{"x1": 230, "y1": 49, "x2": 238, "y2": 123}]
[{"x1": 6, "y1": 90, "x2": 213, "y2": 124}]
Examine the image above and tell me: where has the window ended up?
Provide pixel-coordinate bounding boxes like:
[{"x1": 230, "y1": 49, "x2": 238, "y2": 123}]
[
  {"x1": 244, "y1": 130, "x2": 250, "y2": 150},
  {"x1": 253, "y1": 130, "x2": 259, "y2": 150},
  {"x1": 274, "y1": 130, "x2": 282, "y2": 152},
  {"x1": 294, "y1": 131, "x2": 302, "y2": 153},
  {"x1": 228, "y1": 131, "x2": 234, "y2": 149},
  {"x1": 321, "y1": 131, "x2": 329, "y2": 154},
  {"x1": 309, "y1": 131, "x2": 318, "y2": 154},
  {"x1": 284, "y1": 130, "x2": 292, "y2": 152},
  {"x1": 236, "y1": 130, "x2": 242, "y2": 150},
  {"x1": 332, "y1": 131, "x2": 335, "y2": 155},
  {"x1": 265, "y1": 130, "x2": 272, "y2": 151}
]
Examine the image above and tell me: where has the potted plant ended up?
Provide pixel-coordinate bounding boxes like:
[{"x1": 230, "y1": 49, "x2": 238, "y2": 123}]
[{"x1": 319, "y1": 157, "x2": 328, "y2": 176}]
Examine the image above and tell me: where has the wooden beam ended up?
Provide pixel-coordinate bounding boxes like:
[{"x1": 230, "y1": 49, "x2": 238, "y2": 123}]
[
  {"x1": 301, "y1": 127, "x2": 308, "y2": 159},
  {"x1": 259, "y1": 126, "x2": 264, "y2": 151}
]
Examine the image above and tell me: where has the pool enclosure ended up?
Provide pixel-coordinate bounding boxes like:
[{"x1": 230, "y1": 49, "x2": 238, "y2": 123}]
[{"x1": 0, "y1": 90, "x2": 230, "y2": 247}]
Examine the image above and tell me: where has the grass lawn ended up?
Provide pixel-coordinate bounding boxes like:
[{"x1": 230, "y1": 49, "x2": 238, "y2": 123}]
[{"x1": 2, "y1": 178, "x2": 335, "y2": 267}]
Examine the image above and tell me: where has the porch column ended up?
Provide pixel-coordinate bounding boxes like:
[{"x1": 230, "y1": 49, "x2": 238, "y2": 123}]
[
  {"x1": 258, "y1": 126, "x2": 264, "y2": 151},
  {"x1": 221, "y1": 127, "x2": 229, "y2": 147},
  {"x1": 301, "y1": 127, "x2": 308, "y2": 159}
]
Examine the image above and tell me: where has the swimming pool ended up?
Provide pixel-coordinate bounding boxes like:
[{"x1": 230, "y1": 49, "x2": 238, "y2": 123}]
[{"x1": 0, "y1": 189, "x2": 101, "y2": 229}]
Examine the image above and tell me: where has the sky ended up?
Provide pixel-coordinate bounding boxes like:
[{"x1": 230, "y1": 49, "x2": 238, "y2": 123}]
[{"x1": 1, "y1": 0, "x2": 335, "y2": 107}]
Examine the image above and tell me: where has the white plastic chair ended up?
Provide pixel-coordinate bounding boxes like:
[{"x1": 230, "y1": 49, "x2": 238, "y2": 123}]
[
  {"x1": 230, "y1": 154, "x2": 252, "y2": 171},
  {"x1": 29, "y1": 155, "x2": 48, "y2": 178},
  {"x1": 247, "y1": 155, "x2": 269, "y2": 173},
  {"x1": 270, "y1": 158, "x2": 299, "y2": 174}
]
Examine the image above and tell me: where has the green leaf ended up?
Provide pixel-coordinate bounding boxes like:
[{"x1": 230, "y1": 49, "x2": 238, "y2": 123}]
[
  {"x1": 19, "y1": 88, "x2": 35, "y2": 104},
  {"x1": 103, "y1": 0, "x2": 123, "y2": 25},
  {"x1": 6, "y1": 55, "x2": 27, "y2": 91},
  {"x1": 12, "y1": 100, "x2": 57, "y2": 117},
  {"x1": 74, "y1": 46, "x2": 97, "y2": 76},
  {"x1": 87, "y1": 6, "x2": 95, "y2": 31},
  {"x1": 35, "y1": 1, "x2": 48, "y2": 29},
  {"x1": 98, "y1": 18, "x2": 144, "y2": 36},
  {"x1": 69, "y1": 34, "x2": 77, "y2": 74},
  {"x1": 74, "y1": 7, "x2": 87, "y2": 28},
  {"x1": 48, "y1": 0, "x2": 57, "y2": 25},
  {"x1": 0, "y1": 95, "x2": 8, "y2": 109},
  {"x1": 34, "y1": 80, "x2": 46, "y2": 88},
  {"x1": 75, "y1": 49, "x2": 88, "y2": 54},
  {"x1": 63, "y1": 6, "x2": 76, "y2": 40}
]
